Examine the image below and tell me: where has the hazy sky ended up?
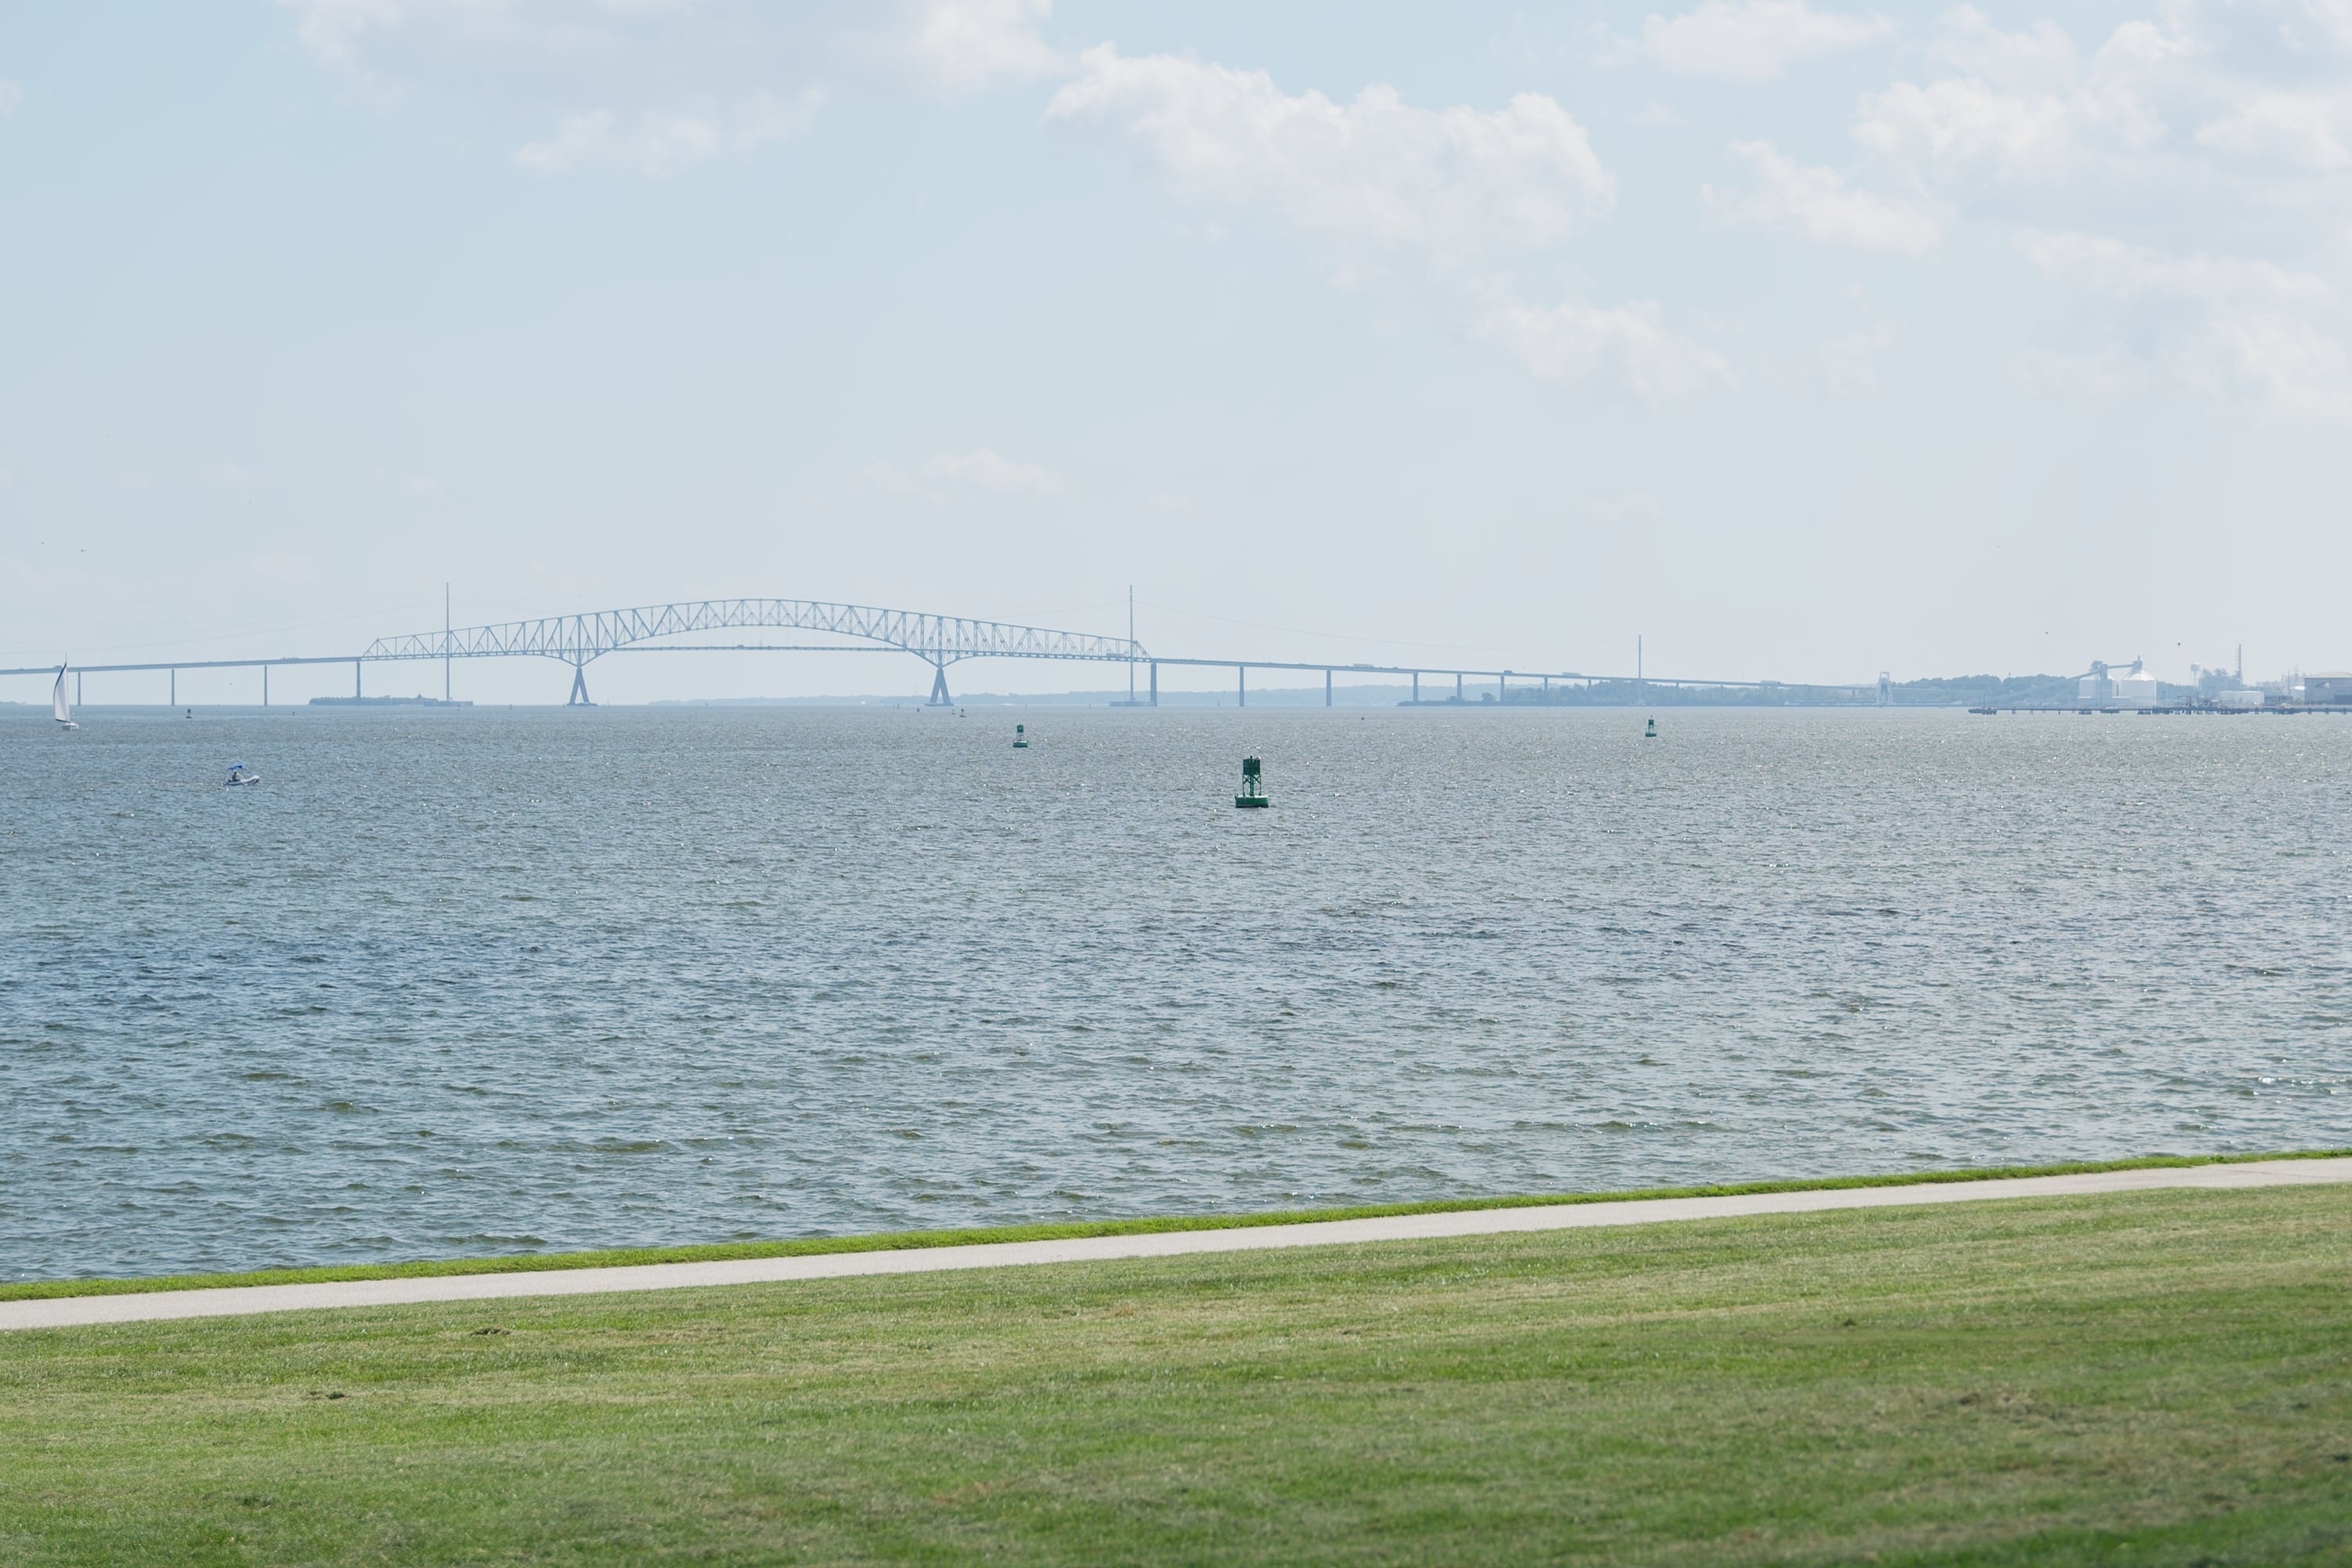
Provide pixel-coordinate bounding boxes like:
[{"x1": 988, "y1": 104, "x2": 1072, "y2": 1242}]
[{"x1": 4, "y1": 1, "x2": 2348, "y2": 703}]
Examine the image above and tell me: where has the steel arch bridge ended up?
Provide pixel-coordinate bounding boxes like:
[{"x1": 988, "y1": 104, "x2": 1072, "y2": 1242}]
[{"x1": 362, "y1": 598, "x2": 1148, "y2": 705}]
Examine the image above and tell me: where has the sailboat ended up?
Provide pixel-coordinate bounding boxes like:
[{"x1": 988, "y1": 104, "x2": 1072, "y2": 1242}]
[{"x1": 53, "y1": 665, "x2": 78, "y2": 731}]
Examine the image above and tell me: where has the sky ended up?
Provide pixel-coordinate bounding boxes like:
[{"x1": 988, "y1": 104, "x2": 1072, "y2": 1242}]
[{"x1": 2, "y1": 0, "x2": 2348, "y2": 705}]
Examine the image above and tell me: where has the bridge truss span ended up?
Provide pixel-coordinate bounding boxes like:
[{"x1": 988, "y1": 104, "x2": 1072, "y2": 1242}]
[
  {"x1": 363, "y1": 598, "x2": 1149, "y2": 705},
  {"x1": 5, "y1": 596, "x2": 1885, "y2": 710}
]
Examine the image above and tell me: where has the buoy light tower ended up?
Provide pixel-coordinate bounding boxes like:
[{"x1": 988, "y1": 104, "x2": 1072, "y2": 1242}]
[
  {"x1": 1013, "y1": 724, "x2": 1029, "y2": 749},
  {"x1": 1235, "y1": 756, "x2": 1269, "y2": 808}
]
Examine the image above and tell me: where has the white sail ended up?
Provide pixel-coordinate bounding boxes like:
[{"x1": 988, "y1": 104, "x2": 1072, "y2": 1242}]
[{"x1": 53, "y1": 665, "x2": 72, "y2": 726}]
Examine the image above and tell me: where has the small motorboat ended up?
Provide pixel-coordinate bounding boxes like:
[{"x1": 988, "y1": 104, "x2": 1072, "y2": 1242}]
[{"x1": 224, "y1": 763, "x2": 262, "y2": 786}]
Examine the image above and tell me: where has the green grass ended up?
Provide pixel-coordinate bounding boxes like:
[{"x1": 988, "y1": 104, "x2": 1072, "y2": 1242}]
[
  {"x1": 4, "y1": 1146, "x2": 2343, "y2": 1302},
  {"x1": 3, "y1": 1185, "x2": 2349, "y2": 1565}
]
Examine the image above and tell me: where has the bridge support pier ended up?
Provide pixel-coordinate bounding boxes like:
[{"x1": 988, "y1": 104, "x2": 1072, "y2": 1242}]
[
  {"x1": 1149, "y1": 662, "x2": 1157, "y2": 706},
  {"x1": 927, "y1": 662, "x2": 951, "y2": 706},
  {"x1": 1239, "y1": 666, "x2": 1246, "y2": 708},
  {"x1": 263, "y1": 666, "x2": 269, "y2": 708},
  {"x1": 568, "y1": 662, "x2": 592, "y2": 706},
  {"x1": 169, "y1": 669, "x2": 175, "y2": 707},
  {"x1": 1455, "y1": 672, "x2": 1462, "y2": 702},
  {"x1": 1325, "y1": 670, "x2": 1333, "y2": 707},
  {"x1": 1412, "y1": 671, "x2": 1419, "y2": 703},
  {"x1": 354, "y1": 661, "x2": 362, "y2": 699}
]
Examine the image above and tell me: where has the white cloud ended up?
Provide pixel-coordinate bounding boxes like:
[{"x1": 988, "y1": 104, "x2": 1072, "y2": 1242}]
[
  {"x1": 1854, "y1": 76, "x2": 2083, "y2": 183},
  {"x1": 275, "y1": 10, "x2": 1711, "y2": 401},
  {"x1": 1477, "y1": 296, "x2": 1733, "y2": 400},
  {"x1": 281, "y1": 0, "x2": 1058, "y2": 93},
  {"x1": 1047, "y1": 49, "x2": 1721, "y2": 394},
  {"x1": 2194, "y1": 92, "x2": 2352, "y2": 169},
  {"x1": 275, "y1": 0, "x2": 397, "y2": 71},
  {"x1": 1871, "y1": 2, "x2": 2352, "y2": 201},
  {"x1": 1049, "y1": 47, "x2": 1726, "y2": 396},
  {"x1": 923, "y1": 448, "x2": 1068, "y2": 495},
  {"x1": 1822, "y1": 324, "x2": 1895, "y2": 390},
  {"x1": 276, "y1": 0, "x2": 1058, "y2": 172},
  {"x1": 1621, "y1": 0, "x2": 1892, "y2": 81},
  {"x1": 2019, "y1": 231, "x2": 2332, "y2": 307},
  {"x1": 0, "y1": 80, "x2": 21, "y2": 118},
  {"x1": 279, "y1": 0, "x2": 720, "y2": 79},
  {"x1": 1047, "y1": 46, "x2": 1613, "y2": 265},
  {"x1": 1852, "y1": 13, "x2": 2189, "y2": 189},
  {"x1": 2292, "y1": 0, "x2": 2352, "y2": 53},
  {"x1": 865, "y1": 450, "x2": 1068, "y2": 498},
  {"x1": 514, "y1": 92, "x2": 818, "y2": 175},
  {"x1": 1819, "y1": 2, "x2": 2352, "y2": 420},
  {"x1": 2018, "y1": 231, "x2": 2352, "y2": 421},
  {"x1": 900, "y1": 0, "x2": 1062, "y2": 93},
  {"x1": 1708, "y1": 140, "x2": 1943, "y2": 254},
  {"x1": 856, "y1": 460, "x2": 931, "y2": 499},
  {"x1": 1933, "y1": 5, "x2": 2076, "y2": 89}
]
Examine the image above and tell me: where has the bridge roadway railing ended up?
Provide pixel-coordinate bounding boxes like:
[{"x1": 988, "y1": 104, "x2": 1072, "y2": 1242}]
[{"x1": 2, "y1": 597, "x2": 1882, "y2": 705}]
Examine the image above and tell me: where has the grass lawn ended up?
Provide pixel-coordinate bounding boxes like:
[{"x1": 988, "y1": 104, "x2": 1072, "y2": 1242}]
[{"x1": 1, "y1": 1185, "x2": 2347, "y2": 1566}]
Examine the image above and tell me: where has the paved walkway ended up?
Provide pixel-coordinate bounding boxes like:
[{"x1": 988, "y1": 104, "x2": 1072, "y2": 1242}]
[{"x1": 7, "y1": 1157, "x2": 2347, "y2": 1333}]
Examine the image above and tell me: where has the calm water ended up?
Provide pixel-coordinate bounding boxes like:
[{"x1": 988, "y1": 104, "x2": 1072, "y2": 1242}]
[{"x1": 2, "y1": 704, "x2": 2347, "y2": 1280}]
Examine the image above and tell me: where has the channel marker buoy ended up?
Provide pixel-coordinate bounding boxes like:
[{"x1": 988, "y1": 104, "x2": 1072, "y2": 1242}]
[
  {"x1": 1644, "y1": 717, "x2": 1657, "y2": 739},
  {"x1": 1012, "y1": 724, "x2": 1029, "y2": 749},
  {"x1": 1235, "y1": 756, "x2": 1270, "y2": 808}
]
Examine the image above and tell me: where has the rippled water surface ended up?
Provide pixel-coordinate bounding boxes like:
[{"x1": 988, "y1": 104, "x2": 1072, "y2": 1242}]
[{"x1": 3, "y1": 703, "x2": 2348, "y2": 1279}]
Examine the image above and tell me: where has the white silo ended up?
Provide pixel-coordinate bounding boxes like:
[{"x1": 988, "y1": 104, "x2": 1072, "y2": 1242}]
[{"x1": 2114, "y1": 659, "x2": 2160, "y2": 707}]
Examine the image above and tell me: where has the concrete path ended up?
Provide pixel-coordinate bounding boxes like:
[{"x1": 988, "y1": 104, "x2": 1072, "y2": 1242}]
[{"x1": 6, "y1": 1157, "x2": 2347, "y2": 1333}]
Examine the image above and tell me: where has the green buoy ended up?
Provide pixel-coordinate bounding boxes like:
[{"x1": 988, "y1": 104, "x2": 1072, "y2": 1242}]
[
  {"x1": 1644, "y1": 717, "x2": 1657, "y2": 739},
  {"x1": 1235, "y1": 755, "x2": 1270, "y2": 808},
  {"x1": 1012, "y1": 724, "x2": 1029, "y2": 749}
]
